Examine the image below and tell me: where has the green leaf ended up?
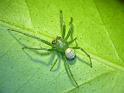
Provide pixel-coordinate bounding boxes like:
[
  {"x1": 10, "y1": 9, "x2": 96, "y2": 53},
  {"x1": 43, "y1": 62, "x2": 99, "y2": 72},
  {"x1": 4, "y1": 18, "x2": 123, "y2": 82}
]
[{"x1": 0, "y1": 0, "x2": 124, "y2": 93}]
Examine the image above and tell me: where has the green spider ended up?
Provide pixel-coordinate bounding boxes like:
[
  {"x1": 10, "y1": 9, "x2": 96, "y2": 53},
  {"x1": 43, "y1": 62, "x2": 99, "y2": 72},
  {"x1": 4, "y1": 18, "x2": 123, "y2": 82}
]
[{"x1": 8, "y1": 10, "x2": 92, "y2": 87}]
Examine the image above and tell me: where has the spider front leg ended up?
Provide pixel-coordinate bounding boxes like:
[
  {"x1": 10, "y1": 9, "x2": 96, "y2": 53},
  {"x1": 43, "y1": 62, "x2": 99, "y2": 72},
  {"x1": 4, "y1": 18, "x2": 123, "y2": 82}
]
[
  {"x1": 22, "y1": 46, "x2": 58, "y2": 71},
  {"x1": 72, "y1": 47, "x2": 92, "y2": 68},
  {"x1": 65, "y1": 17, "x2": 78, "y2": 46},
  {"x1": 65, "y1": 17, "x2": 74, "y2": 40},
  {"x1": 60, "y1": 10, "x2": 66, "y2": 38},
  {"x1": 68, "y1": 37, "x2": 78, "y2": 47},
  {"x1": 8, "y1": 29, "x2": 52, "y2": 47},
  {"x1": 22, "y1": 46, "x2": 53, "y2": 51}
]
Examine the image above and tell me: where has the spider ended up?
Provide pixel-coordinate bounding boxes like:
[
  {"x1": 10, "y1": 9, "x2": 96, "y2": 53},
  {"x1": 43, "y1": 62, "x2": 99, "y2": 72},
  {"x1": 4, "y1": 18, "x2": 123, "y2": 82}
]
[{"x1": 8, "y1": 10, "x2": 92, "y2": 87}]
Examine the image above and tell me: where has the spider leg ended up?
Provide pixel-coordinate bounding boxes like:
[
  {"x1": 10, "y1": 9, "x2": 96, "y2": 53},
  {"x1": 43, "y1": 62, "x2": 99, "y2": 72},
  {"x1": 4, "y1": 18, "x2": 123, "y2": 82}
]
[
  {"x1": 8, "y1": 29, "x2": 52, "y2": 56},
  {"x1": 66, "y1": 63, "x2": 79, "y2": 87},
  {"x1": 22, "y1": 47, "x2": 54, "y2": 67},
  {"x1": 22, "y1": 46, "x2": 53, "y2": 57},
  {"x1": 50, "y1": 52, "x2": 62, "y2": 71},
  {"x1": 65, "y1": 17, "x2": 74, "y2": 40},
  {"x1": 65, "y1": 17, "x2": 78, "y2": 46},
  {"x1": 22, "y1": 46, "x2": 55, "y2": 65},
  {"x1": 23, "y1": 48, "x2": 50, "y2": 59},
  {"x1": 68, "y1": 37, "x2": 77, "y2": 45},
  {"x1": 8, "y1": 29, "x2": 52, "y2": 46},
  {"x1": 63, "y1": 57, "x2": 79, "y2": 87},
  {"x1": 72, "y1": 47, "x2": 92, "y2": 68},
  {"x1": 50, "y1": 58, "x2": 58, "y2": 71},
  {"x1": 60, "y1": 10, "x2": 66, "y2": 38},
  {"x1": 22, "y1": 46, "x2": 53, "y2": 51}
]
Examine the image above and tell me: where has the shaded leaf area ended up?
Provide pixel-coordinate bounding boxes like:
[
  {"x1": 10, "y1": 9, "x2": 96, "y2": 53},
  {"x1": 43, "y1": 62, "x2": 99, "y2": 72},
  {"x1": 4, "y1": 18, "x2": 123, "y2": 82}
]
[
  {"x1": 67, "y1": 71, "x2": 124, "y2": 93},
  {"x1": 94, "y1": 0, "x2": 124, "y2": 66},
  {"x1": 0, "y1": 0, "x2": 124, "y2": 93}
]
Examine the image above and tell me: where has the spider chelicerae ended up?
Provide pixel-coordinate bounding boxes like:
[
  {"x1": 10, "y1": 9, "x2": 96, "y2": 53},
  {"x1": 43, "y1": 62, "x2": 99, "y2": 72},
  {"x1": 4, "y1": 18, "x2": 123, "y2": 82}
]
[{"x1": 8, "y1": 10, "x2": 92, "y2": 87}]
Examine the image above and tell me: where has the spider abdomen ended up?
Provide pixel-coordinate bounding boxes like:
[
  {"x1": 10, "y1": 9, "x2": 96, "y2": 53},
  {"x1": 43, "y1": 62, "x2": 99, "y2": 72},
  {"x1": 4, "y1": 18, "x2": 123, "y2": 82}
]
[{"x1": 65, "y1": 48, "x2": 76, "y2": 60}]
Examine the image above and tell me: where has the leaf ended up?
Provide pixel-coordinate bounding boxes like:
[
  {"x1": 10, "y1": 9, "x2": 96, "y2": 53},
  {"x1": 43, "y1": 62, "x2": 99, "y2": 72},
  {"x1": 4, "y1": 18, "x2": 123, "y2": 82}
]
[{"x1": 0, "y1": 0, "x2": 124, "y2": 93}]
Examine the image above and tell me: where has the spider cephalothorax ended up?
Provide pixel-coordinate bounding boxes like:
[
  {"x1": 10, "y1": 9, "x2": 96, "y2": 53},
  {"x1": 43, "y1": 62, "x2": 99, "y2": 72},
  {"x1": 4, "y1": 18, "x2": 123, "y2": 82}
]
[
  {"x1": 52, "y1": 36, "x2": 75, "y2": 60},
  {"x1": 52, "y1": 36, "x2": 68, "y2": 52},
  {"x1": 8, "y1": 10, "x2": 92, "y2": 87}
]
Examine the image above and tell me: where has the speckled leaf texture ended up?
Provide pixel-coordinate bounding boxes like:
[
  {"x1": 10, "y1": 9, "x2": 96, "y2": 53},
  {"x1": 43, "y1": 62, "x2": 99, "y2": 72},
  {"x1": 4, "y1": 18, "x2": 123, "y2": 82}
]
[{"x1": 0, "y1": 0, "x2": 124, "y2": 93}]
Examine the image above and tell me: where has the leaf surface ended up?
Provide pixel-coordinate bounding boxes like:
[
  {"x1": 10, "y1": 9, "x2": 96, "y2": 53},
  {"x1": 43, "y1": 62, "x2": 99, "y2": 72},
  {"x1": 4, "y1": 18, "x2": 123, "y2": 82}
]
[{"x1": 0, "y1": 0, "x2": 124, "y2": 93}]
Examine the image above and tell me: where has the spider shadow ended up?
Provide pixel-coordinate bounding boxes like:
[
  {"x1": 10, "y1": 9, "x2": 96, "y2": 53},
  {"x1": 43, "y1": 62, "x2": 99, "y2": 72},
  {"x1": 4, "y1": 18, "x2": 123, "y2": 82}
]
[
  {"x1": 23, "y1": 49, "x2": 54, "y2": 66},
  {"x1": 7, "y1": 30, "x2": 61, "y2": 71},
  {"x1": 66, "y1": 56, "x2": 91, "y2": 87},
  {"x1": 77, "y1": 56, "x2": 92, "y2": 67},
  {"x1": 66, "y1": 55, "x2": 91, "y2": 67},
  {"x1": 23, "y1": 49, "x2": 61, "y2": 71}
]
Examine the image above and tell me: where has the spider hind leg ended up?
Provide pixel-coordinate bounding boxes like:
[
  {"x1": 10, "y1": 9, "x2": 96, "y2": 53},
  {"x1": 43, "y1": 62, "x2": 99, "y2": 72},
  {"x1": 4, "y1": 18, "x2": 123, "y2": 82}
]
[
  {"x1": 63, "y1": 57, "x2": 79, "y2": 87},
  {"x1": 72, "y1": 47, "x2": 92, "y2": 68}
]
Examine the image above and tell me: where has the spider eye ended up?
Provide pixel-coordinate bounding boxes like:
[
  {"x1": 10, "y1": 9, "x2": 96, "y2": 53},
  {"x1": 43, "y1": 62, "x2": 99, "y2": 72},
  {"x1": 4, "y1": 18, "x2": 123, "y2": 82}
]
[
  {"x1": 65, "y1": 48, "x2": 76, "y2": 60},
  {"x1": 56, "y1": 36, "x2": 61, "y2": 39},
  {"x1": 52, "y1": 40, "x2": 56, "y2": 44}
]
